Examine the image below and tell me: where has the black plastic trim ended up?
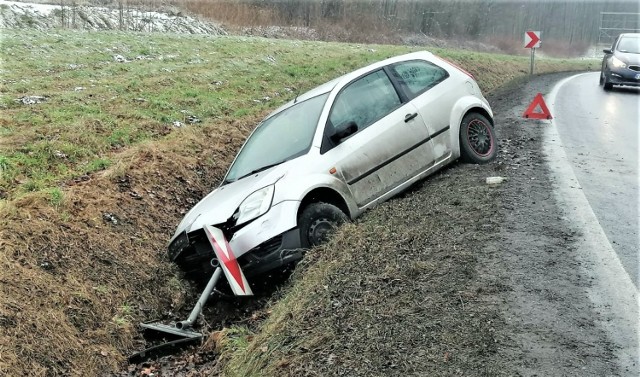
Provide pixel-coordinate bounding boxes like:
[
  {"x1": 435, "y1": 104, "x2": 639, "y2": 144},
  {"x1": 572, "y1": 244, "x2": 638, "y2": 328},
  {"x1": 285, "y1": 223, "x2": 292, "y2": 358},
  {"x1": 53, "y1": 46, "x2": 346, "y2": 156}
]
[{"x1": 240, "y1": 227, "x2": 303, "y2": 277}]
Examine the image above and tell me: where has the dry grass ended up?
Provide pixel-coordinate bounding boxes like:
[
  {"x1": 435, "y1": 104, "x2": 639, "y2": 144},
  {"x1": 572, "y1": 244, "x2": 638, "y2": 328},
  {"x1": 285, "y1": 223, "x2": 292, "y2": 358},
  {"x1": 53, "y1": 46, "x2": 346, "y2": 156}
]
[
  {"x1": 0, "y1": 29, "x2": 407, "y2": 376},
  {"x1": 0, "y1": 123, "x2": 237, "y2": 375},
  {"x1": 178, "y1": 0, "x2": 281, "y2": 27},
  {"x1": 219, "y1": 165, "x2": 508, "y2": 376},
  {"x1": 541, "y1": 38, "x2": 591, "y2": 58},
  {"x1": 485, "y1": 35, "x2": 591, "y2": 58}
]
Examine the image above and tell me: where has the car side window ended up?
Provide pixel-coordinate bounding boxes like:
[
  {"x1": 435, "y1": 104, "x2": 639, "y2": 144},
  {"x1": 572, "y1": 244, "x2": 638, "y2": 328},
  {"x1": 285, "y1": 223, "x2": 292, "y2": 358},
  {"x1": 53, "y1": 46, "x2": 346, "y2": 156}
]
[
  {"x1": 390, "y1": 60, "x2": 449, "y2": 99},
  {"x1": 328, "y1": 69, "x2": 401, "y2": 133}
]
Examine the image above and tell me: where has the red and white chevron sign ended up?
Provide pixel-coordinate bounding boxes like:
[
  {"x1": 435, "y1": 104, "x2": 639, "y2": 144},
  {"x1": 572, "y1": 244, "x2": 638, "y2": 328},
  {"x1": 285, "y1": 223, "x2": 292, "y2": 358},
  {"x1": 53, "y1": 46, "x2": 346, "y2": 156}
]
[
  {"x1": 204, "y1": 225, "x2": 253, "y2": 296},
  {"x1": 524, "y1": 31, "x2": 541, "y2": 49}
]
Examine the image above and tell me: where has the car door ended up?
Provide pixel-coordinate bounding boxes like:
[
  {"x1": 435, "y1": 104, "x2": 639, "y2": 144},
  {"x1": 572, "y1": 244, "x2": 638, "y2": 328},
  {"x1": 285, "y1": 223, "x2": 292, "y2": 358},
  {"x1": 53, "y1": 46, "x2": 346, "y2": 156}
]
[
  {"x1": 389, "y1": 60, "x2": 456, "y2": 163},
  {"x1": 321, "y1": 68, "x2": 435, "y2": 207}
]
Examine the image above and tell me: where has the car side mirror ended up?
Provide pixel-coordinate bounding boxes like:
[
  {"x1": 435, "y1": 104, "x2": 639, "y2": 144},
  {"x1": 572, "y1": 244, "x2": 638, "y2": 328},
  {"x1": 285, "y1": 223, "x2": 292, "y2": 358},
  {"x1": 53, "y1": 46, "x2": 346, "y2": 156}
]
[
  {"x1": 330, "y1": 121, "x2": 358, "y2": 144},
  {"x1": 603, "y1": 48, "x2": 612, "y2": 54}
]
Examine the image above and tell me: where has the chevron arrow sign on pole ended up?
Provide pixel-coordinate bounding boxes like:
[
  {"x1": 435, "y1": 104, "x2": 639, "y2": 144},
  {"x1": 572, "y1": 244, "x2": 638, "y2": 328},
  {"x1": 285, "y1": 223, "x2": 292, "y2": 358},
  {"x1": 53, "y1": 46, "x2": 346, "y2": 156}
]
[{"x1": 524, "y1": 31, "x2": 541, "y2": 48}]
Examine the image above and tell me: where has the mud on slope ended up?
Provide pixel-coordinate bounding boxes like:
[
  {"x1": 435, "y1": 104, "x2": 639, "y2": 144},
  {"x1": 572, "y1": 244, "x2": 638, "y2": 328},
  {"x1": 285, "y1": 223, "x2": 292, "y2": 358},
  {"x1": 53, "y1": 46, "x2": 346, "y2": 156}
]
[
  {"x1": 0, "y1": 118, "x2": 255, "y2": 376},
  {"x1": 214, "y1": 72, "x2": 620, "y2": 377}
]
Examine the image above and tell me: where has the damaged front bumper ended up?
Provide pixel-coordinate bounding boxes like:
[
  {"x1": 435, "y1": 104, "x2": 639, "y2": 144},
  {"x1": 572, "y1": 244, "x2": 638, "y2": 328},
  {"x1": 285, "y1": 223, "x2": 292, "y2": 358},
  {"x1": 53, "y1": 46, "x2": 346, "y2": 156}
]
[{"x1": 168, "y1": 200, "x2": 302, "y2": 280}]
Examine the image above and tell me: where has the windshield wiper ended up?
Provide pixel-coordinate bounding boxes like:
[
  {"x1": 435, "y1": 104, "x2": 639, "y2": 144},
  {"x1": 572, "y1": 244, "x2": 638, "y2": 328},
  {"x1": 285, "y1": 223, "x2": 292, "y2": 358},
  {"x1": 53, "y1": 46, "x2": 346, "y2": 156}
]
[{"x1": 233, "y1": 161, "x2": 285, "y2": 182}]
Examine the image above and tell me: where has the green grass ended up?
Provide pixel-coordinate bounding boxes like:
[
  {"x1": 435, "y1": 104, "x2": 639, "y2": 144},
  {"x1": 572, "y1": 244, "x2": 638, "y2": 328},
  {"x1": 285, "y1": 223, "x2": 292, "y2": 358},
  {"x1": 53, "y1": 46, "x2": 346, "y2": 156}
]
[
  {"x1": 0, "y1": 31, "x2": 408, "y2": 200},
  {"x1": 111, "y1": 303, "x2": 135, "y2": 327},
  {"x1": 0, "y1": 29, "x2": 595, "y2": 202},
  {"x1": 0, "y1": 154, "x2": 9, "y2": 172},
  {"x1": 46, "y1": 187, "x2": 64, "y2": 207}
]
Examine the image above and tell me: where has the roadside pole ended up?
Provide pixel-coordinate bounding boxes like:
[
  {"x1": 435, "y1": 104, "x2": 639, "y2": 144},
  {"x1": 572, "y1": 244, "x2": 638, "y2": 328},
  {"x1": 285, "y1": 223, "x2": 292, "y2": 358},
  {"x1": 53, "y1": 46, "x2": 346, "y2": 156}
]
[
  {"x1": 525, "y1": 31, "x2": 541, "y2": 75},
  {"x1": 530, "y1": 47, "x2": 535, "y2": 75}
]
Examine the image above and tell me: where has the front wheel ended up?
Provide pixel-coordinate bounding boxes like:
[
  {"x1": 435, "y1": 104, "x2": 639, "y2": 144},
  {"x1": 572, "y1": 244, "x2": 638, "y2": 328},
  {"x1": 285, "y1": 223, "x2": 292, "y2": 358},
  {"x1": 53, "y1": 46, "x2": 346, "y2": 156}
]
[
  {"x1": 459, "y1": 113, "x2": 497, "y2": 164},
  {"x1": 298, "y1": 202, "x2": 348, "y2": 248},
  {"x1": 603, "y1": 74, "x2": 613, "y2": 91}
]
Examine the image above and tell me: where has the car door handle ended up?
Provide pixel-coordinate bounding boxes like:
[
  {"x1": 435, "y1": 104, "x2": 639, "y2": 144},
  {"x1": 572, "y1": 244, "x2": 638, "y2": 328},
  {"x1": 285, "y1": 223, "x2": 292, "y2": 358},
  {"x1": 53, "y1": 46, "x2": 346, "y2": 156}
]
[{"x1": 404, "y1": 113, "x2": 418, "y2": 123}]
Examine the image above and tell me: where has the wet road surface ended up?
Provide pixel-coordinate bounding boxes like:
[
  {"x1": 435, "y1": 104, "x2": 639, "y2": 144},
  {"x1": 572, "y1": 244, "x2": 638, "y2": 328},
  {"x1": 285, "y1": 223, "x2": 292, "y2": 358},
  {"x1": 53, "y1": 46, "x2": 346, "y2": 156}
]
[{"x1": 553, "y1": 72, "x2": 639, "y2": 286}]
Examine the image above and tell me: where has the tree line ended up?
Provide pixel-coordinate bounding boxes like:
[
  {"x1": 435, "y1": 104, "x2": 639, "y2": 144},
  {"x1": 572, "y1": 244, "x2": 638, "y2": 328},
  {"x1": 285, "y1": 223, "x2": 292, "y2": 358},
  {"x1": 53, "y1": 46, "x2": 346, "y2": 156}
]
[{"x1": 180, "y1": 0, "x2": 639, "y2": 45}]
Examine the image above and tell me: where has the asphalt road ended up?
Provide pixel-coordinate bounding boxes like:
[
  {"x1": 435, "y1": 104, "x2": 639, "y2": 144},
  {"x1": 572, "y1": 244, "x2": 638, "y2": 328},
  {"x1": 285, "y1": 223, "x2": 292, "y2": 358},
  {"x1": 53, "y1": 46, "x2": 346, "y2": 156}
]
[{"x1": 553, "y1": 72, "x2": 639, "y2": 287}]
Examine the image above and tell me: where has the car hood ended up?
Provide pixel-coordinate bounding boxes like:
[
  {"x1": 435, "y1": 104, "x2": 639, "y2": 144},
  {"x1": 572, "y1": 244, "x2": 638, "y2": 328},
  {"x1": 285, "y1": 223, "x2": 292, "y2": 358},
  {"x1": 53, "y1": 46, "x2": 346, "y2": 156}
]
[
  {"x1": 616, "y1": 51, "x2": 640, "y2": 65},
  {"x1": 171, "y1": 162, "x2": 289, "y2": 241}
]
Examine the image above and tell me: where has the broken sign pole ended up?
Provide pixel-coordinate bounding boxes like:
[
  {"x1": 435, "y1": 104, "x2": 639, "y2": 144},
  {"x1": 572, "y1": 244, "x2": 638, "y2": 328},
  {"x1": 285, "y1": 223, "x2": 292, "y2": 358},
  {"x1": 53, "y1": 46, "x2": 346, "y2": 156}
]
[{"x1": 130, "y1": 224, "x2": 253, "y2": 363}]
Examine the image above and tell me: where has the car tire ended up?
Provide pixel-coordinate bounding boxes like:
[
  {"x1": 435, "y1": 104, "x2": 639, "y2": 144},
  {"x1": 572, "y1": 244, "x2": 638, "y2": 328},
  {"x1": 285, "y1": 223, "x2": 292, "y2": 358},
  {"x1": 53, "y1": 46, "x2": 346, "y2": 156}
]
[
  {"x1": 298, "y1": 202, "x2": 348, "y2": 248},
  {"x1": 603, "y1": 72, "x2": 613, "y2": 91},
  {"x1": 599, "y1": 71, "x2": 604, "y2": 85},
  {"x1": 459, "y1": 112, "x2": 497, "y2": 164}
]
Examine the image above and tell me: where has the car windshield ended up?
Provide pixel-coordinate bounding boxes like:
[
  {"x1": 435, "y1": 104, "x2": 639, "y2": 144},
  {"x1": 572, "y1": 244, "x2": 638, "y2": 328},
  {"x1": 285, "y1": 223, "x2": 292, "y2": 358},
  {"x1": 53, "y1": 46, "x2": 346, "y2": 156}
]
[
  {"x1": 224, "y1": 93, "x2": 329, "y2": 183},
  {"x1": 617, "y1": 36, "x2": 640, "y2": 54}
]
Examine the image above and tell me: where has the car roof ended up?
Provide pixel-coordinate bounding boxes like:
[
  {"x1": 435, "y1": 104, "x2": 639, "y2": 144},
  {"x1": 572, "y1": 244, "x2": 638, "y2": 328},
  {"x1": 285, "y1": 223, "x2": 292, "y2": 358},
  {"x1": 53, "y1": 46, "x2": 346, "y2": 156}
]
[{"x1": 265, "y1": 50, "x2": 435, "y2": 120}]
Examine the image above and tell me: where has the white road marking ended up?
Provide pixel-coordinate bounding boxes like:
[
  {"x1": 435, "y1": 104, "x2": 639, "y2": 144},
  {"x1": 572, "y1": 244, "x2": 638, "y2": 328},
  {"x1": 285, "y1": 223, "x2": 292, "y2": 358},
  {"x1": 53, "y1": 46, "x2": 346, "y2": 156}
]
[{"x1": 544, "y1": 73, "x2": 639, "y2": 374}]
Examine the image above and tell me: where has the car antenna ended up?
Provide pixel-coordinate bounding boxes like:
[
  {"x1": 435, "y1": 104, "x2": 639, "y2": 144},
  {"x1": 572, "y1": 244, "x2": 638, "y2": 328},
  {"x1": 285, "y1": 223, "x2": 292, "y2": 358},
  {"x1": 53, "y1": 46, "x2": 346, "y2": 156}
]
[{"x1": 293, "y1": 86, "x2": 299, "y2": 104}]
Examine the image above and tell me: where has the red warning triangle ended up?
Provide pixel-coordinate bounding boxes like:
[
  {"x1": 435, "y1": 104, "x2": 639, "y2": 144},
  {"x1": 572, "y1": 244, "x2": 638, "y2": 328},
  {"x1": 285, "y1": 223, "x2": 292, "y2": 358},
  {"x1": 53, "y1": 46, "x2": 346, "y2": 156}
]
[{"x1": 523, "y1": 93, "x2": 553, "y2": 120}]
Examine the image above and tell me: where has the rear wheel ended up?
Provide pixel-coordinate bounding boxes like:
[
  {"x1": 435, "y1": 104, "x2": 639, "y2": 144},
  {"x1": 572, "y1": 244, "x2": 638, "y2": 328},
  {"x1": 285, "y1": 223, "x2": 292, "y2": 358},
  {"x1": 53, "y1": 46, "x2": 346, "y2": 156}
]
[
  {"x1": 298, "y1": 202, "x2": 348, "y2": 247},
  {"x1": 459, "y1": 113, "x2": 497, "y2": 164}
]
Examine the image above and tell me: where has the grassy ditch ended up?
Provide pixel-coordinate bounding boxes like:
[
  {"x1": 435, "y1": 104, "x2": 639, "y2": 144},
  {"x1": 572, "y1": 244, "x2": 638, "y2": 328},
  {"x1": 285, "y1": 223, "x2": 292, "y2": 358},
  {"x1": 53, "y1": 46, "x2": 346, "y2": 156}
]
[
  {"x1": 218, "y1": 167, "x2": 507, "y2": 376},
  {"x1": 0, "y1": 29, "x2": 594, "y2": 376}
]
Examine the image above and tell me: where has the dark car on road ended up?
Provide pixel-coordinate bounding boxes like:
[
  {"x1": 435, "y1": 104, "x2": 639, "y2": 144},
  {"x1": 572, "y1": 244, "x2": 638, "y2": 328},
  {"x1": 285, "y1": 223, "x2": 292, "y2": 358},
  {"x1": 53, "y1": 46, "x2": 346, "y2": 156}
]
[{"x1": 600, "y1": 33, "x2": 640, "y2": 90}]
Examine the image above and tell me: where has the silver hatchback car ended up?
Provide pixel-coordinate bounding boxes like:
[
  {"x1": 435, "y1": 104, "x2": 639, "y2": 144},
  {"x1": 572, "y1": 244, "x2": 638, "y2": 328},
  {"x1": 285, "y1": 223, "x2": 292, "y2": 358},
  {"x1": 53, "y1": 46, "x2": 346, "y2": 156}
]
[{"x1": 168, "y1": 51, "x2": 496, "y2": 281}]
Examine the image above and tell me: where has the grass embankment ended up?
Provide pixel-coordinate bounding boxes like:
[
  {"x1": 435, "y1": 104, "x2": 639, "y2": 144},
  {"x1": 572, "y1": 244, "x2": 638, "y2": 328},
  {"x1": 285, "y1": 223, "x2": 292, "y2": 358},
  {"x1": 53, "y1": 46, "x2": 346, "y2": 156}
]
[{"x1": 0, "y1": 28, "x2": 593, "y2": 376}]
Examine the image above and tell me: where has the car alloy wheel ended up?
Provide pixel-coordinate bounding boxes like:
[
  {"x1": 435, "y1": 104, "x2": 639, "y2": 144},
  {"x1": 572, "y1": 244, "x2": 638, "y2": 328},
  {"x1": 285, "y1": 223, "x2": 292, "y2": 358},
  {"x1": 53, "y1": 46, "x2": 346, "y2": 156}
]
[
  {"x1": 459, "y1": 113, "x2": 497, "y2": 164},
  {"x1": 467, "y1": 119, "x2": 494, "y2": 157}
]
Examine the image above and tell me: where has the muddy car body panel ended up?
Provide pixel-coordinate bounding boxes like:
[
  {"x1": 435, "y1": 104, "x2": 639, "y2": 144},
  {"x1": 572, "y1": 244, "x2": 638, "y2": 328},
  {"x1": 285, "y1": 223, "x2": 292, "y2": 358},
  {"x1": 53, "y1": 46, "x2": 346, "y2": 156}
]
[{"x1": 168, "y1": 51, "x2": 496, "y2": 281}]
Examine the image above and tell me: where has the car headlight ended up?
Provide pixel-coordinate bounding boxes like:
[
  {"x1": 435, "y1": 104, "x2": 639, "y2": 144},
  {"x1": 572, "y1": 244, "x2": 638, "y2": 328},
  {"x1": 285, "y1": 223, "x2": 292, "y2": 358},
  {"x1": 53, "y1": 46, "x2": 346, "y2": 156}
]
[
  {"x1": 610, "y1": 56, "x2": 627, "y2": 69},
  {"x1": 236, "y1": 185, "x2": 275, "y2": 225}
]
